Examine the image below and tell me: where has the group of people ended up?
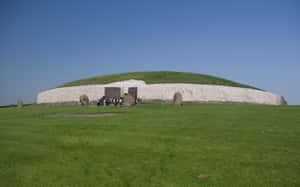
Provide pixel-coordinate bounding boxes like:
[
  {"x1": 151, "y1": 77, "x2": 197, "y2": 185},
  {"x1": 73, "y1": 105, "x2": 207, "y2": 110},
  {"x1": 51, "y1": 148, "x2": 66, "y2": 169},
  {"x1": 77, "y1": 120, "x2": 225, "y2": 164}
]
[
  {"x1": 97, "y1": 96, "x2": 123, "y2": 106},
  {"x1": 96, "y1": 96, "x2": 142, "y2": 106}
]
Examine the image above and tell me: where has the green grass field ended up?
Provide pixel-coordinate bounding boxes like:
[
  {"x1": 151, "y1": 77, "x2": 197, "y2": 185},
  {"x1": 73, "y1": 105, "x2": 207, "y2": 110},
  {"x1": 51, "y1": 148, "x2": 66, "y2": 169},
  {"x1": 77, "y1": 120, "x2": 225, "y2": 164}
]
[
  {"x1": 59, "y1": 71, "x2": 261, "y2": 90},
  {"x1": 0, "y1": 104, "x2": 299, "y2": 186}
]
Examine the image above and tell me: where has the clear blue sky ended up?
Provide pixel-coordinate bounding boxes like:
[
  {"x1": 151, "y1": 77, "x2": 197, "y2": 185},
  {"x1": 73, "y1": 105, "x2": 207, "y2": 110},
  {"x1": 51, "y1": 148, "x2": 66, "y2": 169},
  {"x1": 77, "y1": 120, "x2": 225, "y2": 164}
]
[{"x1": 0, "y1": 0, "x2": 299, "y2": 105}]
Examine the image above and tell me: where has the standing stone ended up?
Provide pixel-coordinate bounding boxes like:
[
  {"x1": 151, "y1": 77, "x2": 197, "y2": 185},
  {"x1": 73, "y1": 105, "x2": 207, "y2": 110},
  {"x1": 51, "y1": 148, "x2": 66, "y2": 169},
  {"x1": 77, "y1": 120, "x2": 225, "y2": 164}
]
[
  {"x1": 17, "y1": 100, "x2": 23, "y2": 108},
  {"x1": 280, "y1": 96, "x2": 287, "y2": 105},
  {"x1": 173, "y1": 92, "x2": 183, "y2": 106},
  {"x1": 79, "y1": 95, "x2": 89, "y2": 106},
  {"x1": 123, "y1": 93, "x2": 135, "y2": 106}
]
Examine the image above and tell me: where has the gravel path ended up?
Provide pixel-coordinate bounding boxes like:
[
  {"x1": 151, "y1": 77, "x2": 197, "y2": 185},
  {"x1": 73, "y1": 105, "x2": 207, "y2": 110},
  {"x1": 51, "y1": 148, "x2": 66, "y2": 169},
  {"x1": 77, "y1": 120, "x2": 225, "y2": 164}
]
[{"x1": 45, "y1": 113, "x2": 121, "y2": 117}]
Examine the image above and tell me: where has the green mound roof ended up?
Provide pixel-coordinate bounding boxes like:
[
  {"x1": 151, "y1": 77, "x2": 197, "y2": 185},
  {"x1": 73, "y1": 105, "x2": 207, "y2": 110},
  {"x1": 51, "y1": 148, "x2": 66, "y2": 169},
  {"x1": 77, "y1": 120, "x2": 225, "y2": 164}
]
[{"x1": 58, "y1": 71, "x2": 260, "y2": 90}]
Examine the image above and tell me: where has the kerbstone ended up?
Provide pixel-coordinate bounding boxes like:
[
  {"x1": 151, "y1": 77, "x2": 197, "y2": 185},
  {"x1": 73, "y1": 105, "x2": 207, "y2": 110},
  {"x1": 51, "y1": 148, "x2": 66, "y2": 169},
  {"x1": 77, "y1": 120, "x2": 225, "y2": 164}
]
[{"x1": 79, "y1": 95, "x2": 89, "y2": 106}]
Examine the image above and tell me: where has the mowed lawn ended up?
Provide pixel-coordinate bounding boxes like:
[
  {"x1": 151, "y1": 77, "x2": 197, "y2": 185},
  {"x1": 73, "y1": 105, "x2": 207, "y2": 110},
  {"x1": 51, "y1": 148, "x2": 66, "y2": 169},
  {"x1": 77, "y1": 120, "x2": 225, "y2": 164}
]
[{"x1": 0, "y1": 104, "x2": 300, "y2": 187}]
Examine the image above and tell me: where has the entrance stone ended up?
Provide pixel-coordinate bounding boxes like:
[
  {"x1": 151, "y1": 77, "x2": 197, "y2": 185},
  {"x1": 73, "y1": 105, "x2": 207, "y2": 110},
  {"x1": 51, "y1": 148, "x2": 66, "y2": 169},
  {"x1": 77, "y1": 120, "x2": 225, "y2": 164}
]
[{"x1": 123, "y1": 94, "x2": 135, "y2": 106}]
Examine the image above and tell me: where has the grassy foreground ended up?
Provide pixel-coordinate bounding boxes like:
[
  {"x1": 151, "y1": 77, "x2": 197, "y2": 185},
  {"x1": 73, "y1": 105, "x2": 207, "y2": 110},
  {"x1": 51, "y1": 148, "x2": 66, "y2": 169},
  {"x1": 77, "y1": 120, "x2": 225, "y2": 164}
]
[
  {"x1": 59, "y1": 71, "x2": 260, "y2": 90},
  {"x1": 0, "y1": 104, "x2": 299, "y2": 187}
]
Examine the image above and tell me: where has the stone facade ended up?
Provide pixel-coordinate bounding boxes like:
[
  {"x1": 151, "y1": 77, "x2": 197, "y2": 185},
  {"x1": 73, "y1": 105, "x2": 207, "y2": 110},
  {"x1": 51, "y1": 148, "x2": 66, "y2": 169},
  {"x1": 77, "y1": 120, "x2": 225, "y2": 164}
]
[{"x1": 37, "y1": 79, "x2": 285, "y2": 106}]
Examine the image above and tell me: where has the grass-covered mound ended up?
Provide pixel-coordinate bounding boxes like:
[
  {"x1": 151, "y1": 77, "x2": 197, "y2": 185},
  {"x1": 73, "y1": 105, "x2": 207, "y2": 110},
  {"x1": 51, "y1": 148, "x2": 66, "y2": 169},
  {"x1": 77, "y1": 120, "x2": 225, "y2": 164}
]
[
  {"x1": 0, "y1": 104, "x2": 299, "y2": 186},
  {"x1": 59, "y1": 71, "x2": 260, "y2": 90}
]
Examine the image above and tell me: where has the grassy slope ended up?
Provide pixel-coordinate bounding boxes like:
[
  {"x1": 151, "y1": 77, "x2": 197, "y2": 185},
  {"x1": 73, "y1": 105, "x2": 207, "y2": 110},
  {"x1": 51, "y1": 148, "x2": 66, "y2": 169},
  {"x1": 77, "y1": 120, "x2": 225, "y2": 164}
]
[
  {"x1": 0, "y1": 104, "x2": 299, "y2": 186},
  {"x1": 59, "y1": 71, "x2": 261, "y2": 90}
]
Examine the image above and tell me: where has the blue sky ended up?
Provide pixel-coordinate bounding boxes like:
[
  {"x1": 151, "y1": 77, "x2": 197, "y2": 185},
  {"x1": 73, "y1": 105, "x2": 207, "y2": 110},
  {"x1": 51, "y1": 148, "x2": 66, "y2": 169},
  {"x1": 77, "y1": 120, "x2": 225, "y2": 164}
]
[{"x1": 0, "y1": 0, "x2": 299, "y2": 105}]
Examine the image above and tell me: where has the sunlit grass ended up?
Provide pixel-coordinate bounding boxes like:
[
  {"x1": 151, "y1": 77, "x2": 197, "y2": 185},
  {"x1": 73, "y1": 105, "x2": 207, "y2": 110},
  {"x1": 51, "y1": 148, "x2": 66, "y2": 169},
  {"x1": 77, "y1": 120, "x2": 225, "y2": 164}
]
[{"x1": 0, "y1": 104, "x2": 299, "y2": 186}]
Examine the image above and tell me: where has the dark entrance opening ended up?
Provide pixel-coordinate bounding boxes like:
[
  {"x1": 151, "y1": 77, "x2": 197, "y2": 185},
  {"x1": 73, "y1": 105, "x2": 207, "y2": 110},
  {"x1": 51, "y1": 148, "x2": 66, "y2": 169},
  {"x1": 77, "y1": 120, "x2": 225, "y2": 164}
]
[
  {"x1": 128, "y1": 87, "x2": 137, "y2": 99},
  {"x1": 105, "y1": 87, "x2": 121, "y2": 98}
]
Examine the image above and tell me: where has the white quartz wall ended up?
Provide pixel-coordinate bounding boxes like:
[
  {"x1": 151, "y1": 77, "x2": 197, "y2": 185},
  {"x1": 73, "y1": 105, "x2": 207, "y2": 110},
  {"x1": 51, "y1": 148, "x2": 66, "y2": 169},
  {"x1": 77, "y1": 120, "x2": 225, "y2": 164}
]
[
  {"x1": 138, "y1": 84, "x2": 283, "y2": 105},
  {"x1": 37, "y1": 86, "x2": 105, "y2": 104},
  {"x1": 37, "y1": 80, "x2": 284, "y2": 105}
]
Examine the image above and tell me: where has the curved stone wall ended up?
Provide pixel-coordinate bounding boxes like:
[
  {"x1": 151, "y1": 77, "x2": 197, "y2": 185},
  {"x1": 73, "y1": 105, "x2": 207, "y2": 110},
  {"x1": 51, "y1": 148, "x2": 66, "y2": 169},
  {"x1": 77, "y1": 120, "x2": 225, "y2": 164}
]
[{"x1": 37, "y1": 80, "x2": 285, "y2": 105}]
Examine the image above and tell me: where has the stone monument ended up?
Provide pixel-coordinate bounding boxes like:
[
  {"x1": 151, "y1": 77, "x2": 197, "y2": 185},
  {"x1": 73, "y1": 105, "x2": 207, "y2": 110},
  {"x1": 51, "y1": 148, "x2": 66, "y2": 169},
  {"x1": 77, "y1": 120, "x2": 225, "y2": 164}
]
[
  {"x1": 17, "y1": 100, "x2": 23, "y2": 108},
  {"x1": 173, "y1": 92, "x2": 182, "y2": 106},
  {"x1": 123, "y1": 93, "x2": 135, "y2": 106},
  {"x1": 79, "y1": 95, "x2": 89, "y2": 106}
]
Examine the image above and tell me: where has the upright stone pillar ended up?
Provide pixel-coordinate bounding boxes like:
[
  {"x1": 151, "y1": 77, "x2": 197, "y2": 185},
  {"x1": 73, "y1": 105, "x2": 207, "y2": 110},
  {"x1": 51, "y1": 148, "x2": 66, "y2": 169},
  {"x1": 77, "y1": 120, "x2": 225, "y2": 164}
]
[
  {"x1": 173, "y1": 92, "x2": 183, "y2": 106},
  {"x1": 17, "y1": 100, "x2": 23, "y2": 108}
]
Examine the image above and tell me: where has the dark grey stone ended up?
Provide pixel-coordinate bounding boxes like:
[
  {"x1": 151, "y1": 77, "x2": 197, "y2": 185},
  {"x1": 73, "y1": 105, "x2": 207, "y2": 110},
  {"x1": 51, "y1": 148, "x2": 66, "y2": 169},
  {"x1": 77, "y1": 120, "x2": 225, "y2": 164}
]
[
  {"x1": 173, "y1": 92, "x2": 183, "y2": 106},
  {"x1": 105, "y1": 87, "x2": 121, "y2": 98}
]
